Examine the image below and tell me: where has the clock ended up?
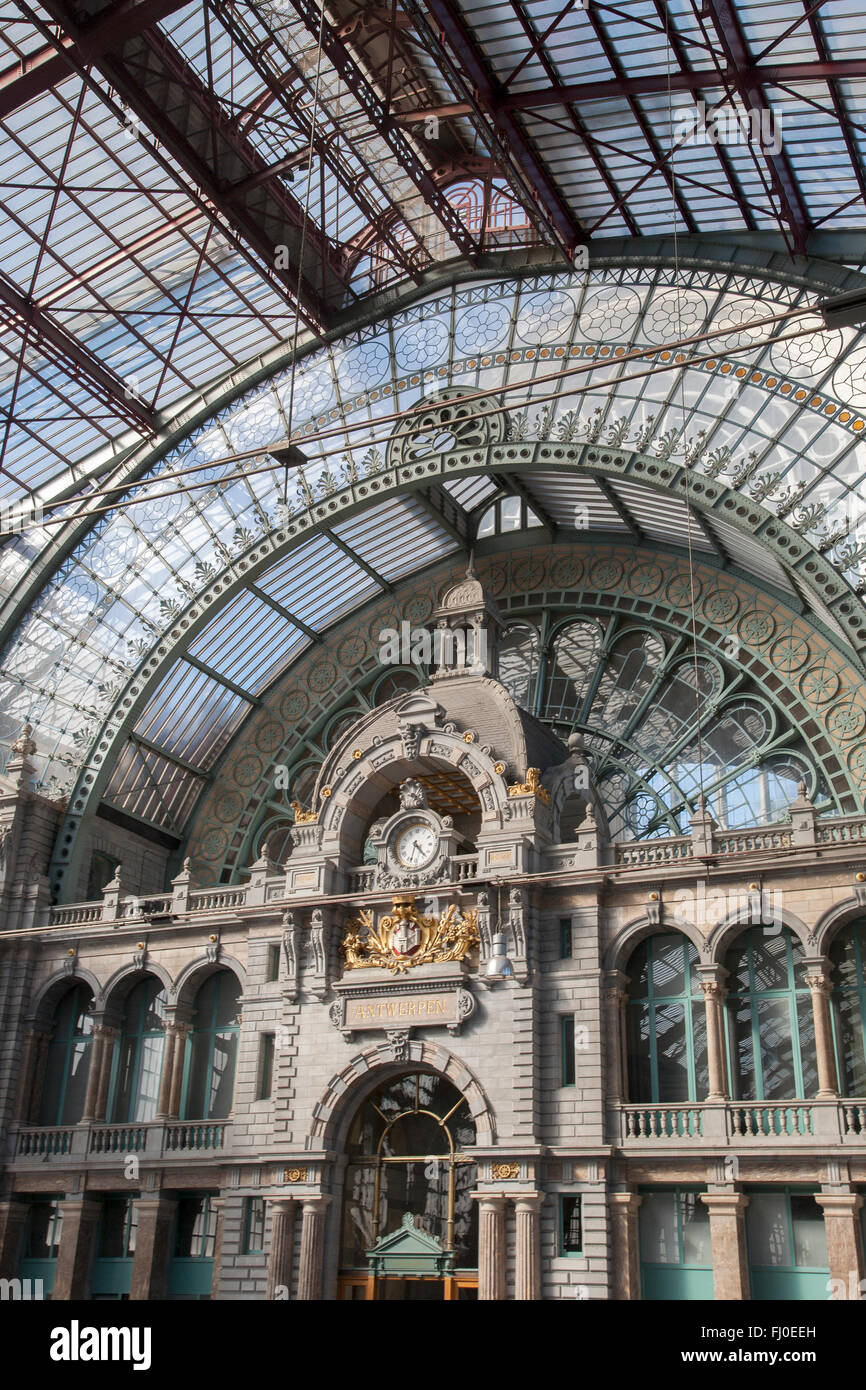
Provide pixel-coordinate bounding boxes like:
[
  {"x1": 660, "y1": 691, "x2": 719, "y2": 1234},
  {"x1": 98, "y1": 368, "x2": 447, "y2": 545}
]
[{"x1": 394, "y1": 821, "x2": 438, "y2": 869}]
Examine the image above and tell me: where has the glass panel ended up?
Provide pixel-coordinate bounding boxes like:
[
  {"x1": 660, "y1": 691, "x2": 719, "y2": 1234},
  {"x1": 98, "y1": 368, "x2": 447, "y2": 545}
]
[
  {"x1": 640, "y1": 1192, "x2": 678, "y2": 1264},
  {"x1": 627, "y1": 1000, "x2": 653, "y2": 1102},
  {"x1": 27, "y1": 1203, "x2": 62, "y2": 1259},
  {"x1": 756, "y1": 997, "x2": 797, "y2": 1100},
  {"x1": 650, "y1": 936, "x2": 686, "y2": 997},
  {"x1": 836, "y1": 992, "x2": 866, "y2": 1095},
  {"x1": 207, "y1": 1032, "x2": 238, "y2": 1119},
  {"x1": 790, "y1": 1197, "x2": 828, "y2": 1269},
  {"x1": 730, "y1": 999, "x2": 757, "y2": 1101},
  {"x1": 61, "y1": 1040, "x2": 92, "y2": 1124},
  {"x1": 135, "y1": 1035, "x2": 164, "y2": 1122},
  {"x1": 499, "y1": 624, "x2": 539, "y2": 709},
  {"x1": 748, "y1": 1194, "x2": 791, "y2": 1267},
  {"x1": 681, "y1": 1193, "x2": 711, "y2": 1266},
  {"x1": 655, "y1": 1003, "x2": 689, "y2": 1103}
]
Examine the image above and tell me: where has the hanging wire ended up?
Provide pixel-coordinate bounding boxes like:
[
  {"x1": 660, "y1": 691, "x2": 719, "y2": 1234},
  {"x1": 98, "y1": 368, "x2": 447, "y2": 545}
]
[
  {"x1": 665, "y1": 0, "x2": 709, "y2": 826},
  {"x1": 282, "y1": 0, "x2": 327, "y2": 507},
  {"x1": 29, "y1": 318, "x2": 821, "y2": 530}
]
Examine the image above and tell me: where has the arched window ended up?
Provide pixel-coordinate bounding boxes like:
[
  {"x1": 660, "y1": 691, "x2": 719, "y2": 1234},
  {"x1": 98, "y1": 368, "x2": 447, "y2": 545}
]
[
  {"x1": 109, "y1": 976, "x2": 167, "y2": 1123},
  {"x1": 39, "y1": 984, "x2": 94, "y2": 1125},
  {"x1": 544, "y1": 621, "x2": 602, "y2": 725},
  {"x1": 340, "y1": 1071, "x2": 478, "y2": 1282},
  {"x1": 499, "y1": 623, "x2": 539, "y2": 709},
  {"x1": 626, "y1": 935, "x2": 707, "y2": 1102},
  {"x1": 830, "y1": 919, "x2": 866, "y2": 1097},
  {"x1": 725, "y1": 928, "x2": 817, "y2": 1100},
  {"x1": 182, "y1": 972, "x2": 242, "y2": 1121},
  {"x1": 588, "y1": 631, "x2": 664, "y2": 736}
]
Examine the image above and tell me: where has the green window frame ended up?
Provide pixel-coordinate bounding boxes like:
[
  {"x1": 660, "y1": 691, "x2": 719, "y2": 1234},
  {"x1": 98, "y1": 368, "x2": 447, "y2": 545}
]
[
  {"x1": 746, "y1": 1187, "x2": 829, "y2": 1300},
  {"x1": 560, "y1": 1196, "x2": 582, "y2": 1254},
  {"x1": 38, "y1": 984, "x2": 94, "y2": 1125},
  {"x1": 626, "y1": 935, "x2": 707, "y2": 1103},
  {"x1": 639, "y1": 1187, "x2": 713, "y2": 1300},
  {"x1": 181, "y1": 972, "x2": 241, "y2": 1121},
  {"x1": 561, "y1": 1016, "x2": 576, "y2": 1087},
  {"x1": 559, "y1": 919, "x2": 573, "y2": 959},
  {"x1": 830, "y1": 920, "x2": 866, "y2": 1097},
  {"x1": 18, "y1": 1199, "x2": 64, "y2": 1297},
  {"x1": 108, "y1": 977, "x2": 167, "y2": 1123},
  {"x1": 725, "y1": 928, "x2": 817, "y2": 1101},
  {"x1": 257, "y1": 1033, "x2": 275, "y2": 1101},
  {"x1": 244, "y1": 1197, "x2": 266, "y2": 1255}
]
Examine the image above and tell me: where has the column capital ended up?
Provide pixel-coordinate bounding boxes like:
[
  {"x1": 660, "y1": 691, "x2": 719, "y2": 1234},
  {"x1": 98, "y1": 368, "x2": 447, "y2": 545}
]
[
  {"x1": 802, "y1": 955, "x2": 835, "y2": 995},
  {"x1": 470, "y1": 1192, "x2": 509, "y2": 1206},
  {"x1": 512, "y1": 1191, "x2": 546, "y2": 1210},
  {"x1": 815, "y1": 1192, "x2": 864, "y2": 1215},
  {"x1": 701, "y1": 1192, "x2": 750, "y2": 1215},
  {"x1": 695, "y1": 962, "x2": 729, "y2": 989},
  {"x1": 608, "y1": 1190, "x2": 642, "y2": 1213},
  {"x1": 300, "y1": 1194, "x2": 332, "y2": 1212}
]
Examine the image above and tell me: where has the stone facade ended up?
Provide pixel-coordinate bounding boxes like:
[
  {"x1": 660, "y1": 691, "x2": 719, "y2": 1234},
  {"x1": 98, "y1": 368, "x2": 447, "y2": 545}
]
[{"x1": 3, "y1": 668, "x2": 866, "y2": 1302}]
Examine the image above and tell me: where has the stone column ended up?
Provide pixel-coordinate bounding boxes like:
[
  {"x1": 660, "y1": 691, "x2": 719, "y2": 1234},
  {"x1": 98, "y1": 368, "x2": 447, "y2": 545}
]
[
  {"x1": 697, "y1": 965, "x2": 730, "y2": 1101},
  {"x1": 0, "y1": 1200, "x2": 28, "y2": 1278},
  {"x1": 473, "y1": 1194, "x2": 507, "y2": 1301},
  {"x1": 803, "y1": 957, "x2": 839, "y2": 1098},
  {"x1": 94, "y1": 1026, "x2": 118, "y2": 1121},
  {"x1": 163, "y1": 1022, "x2": 191, "y2": 1119},
  {"x1": 701, "y1": 1192, "x2": 750, "y2": 1300},
  {"x1": 297, "y1": 1196, "x2": 331, "y2": 1301},
  {"x1": 129, "y1": 1196, "x2": 177, "y2": 1301},
  {"x1": 602, "y1": 972, "x2": 629, "y2": 1105},
  {"x1": 52, "y1": 1197, "x2": 101, "y2": 1300},
  {"x1": 609, "y1": 1191, "x2": 642, "y2": 1300},
  {"x1": 266, "y1": 1198, "x2": 297, "y2": 1299},
  {"x1": 513, "y1": 1193, "x2": 544, "y2": 1301},
  {"x1": 816, "y1": 1193, "x2": 864, "y2": 1298}
]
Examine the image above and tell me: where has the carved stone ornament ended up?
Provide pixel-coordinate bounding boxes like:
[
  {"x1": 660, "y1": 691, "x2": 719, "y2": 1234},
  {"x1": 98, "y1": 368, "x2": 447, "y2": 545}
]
[
  {"x1": 386, "y1": 1029, "x2": 411, "y2": 1062},
  {"x1": 341, "y1": 895, "x2": 480, "y2": 975},
  {"x1": 399, "y1": 778, "x2": 428, "y2": 809},
  {"x1": 491, "y1": 1162, "x2": 519, "y2": 1180}
]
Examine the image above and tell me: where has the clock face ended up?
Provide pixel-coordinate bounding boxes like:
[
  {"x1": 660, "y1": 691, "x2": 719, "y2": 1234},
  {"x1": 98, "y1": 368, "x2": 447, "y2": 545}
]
[{"x1": 394, "y1": 821, "x2": 438, "y2": 869}]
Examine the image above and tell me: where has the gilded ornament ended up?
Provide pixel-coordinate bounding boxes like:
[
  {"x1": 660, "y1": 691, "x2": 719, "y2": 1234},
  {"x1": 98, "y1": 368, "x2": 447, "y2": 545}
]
[
  {"x1": 283, "y1": 1167, "x2": 308, "y2": 1183},
  {"x1": 341, "y1": 895, "x2": 480, "y2": 975},
  {"x1": 506, "y1": 767, "x2": 551, "y2": 805},
  {"x1": 492, "y1": 1162, "x2": 519, "y2": 1179},
  {"x1": 290, "y1": 799, "x2": 319, "y2": 824}
]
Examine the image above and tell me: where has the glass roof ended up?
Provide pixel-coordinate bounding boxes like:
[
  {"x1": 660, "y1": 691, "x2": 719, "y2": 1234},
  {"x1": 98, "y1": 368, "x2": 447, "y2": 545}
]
[
  {"x1": 1, "y1": 0, "x2": 865, "y2": 507},
  {"x1": 3, "y1": 262, "x2": 866, "y2": 835}
]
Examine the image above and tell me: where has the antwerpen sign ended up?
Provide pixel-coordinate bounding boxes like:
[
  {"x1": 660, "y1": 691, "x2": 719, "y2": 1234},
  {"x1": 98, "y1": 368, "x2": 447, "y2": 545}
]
[{"x1": 329, "y1": 984, "x2": 475, "y2": 1039}]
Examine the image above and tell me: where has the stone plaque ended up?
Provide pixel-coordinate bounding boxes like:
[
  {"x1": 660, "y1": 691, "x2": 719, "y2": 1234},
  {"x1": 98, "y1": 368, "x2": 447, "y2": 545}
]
[{"x1": 346, "y1": 990, "x2": 459, "y2": 1028}]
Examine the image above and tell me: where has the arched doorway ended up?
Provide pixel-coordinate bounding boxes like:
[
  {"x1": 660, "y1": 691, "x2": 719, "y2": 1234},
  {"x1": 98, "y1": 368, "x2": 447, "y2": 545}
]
[{"x1": 338, "y1": 1070, "x2": 479, "y2": 1300}]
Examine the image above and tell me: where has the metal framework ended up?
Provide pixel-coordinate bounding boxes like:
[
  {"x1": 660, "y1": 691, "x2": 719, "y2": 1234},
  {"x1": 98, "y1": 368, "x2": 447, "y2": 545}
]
[{"x1": 1, "y1": 0, "x2": 863, "y2": 504}]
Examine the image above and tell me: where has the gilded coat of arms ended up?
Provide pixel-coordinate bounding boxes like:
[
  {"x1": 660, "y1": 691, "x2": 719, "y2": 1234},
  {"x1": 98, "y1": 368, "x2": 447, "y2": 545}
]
[{"x1": 341, "y1": 895, "x2": 480, "y2": 975}]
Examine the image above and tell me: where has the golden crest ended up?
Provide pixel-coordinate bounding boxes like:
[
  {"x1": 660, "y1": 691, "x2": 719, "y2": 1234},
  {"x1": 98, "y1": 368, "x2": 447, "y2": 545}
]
[
  {"x1": 506, "y1": 767, "x2": 550, "y2": 805},
  {"x1": 341, "y1": 895, "x2": 480, "y2": 975}
]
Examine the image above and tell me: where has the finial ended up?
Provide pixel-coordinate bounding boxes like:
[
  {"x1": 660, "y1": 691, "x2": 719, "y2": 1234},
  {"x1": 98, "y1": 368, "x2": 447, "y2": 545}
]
[{"x1": 465, "y1": 549, "x2": 476, "y2": 579}]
